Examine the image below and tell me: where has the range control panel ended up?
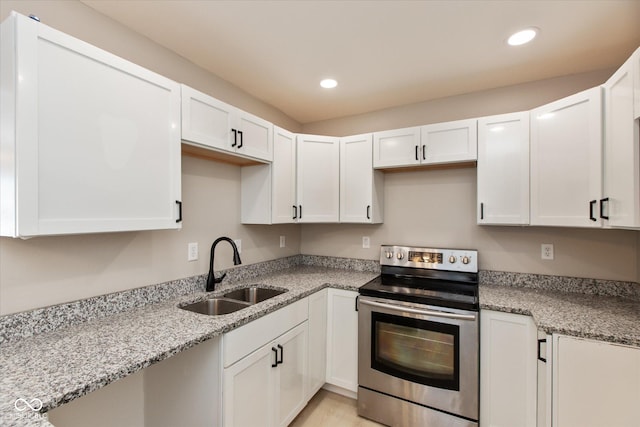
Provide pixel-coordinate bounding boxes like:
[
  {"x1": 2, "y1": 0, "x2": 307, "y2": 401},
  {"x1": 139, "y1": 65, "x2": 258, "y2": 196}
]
[{"x1": 380, "y1": 245, "x2": 478, "y2": 273}]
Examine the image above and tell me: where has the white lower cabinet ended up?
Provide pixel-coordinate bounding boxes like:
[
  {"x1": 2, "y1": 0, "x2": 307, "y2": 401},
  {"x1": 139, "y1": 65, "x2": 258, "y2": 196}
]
[
  {"x1": 480, "y1": 310, "x2": 538, "y2": 427},
  {"x1": 224, "y1": 322, "x2": 307, "y2": 427},
  {"x1": 325, "y1": 289, "x2": 359, "y2": 395},
  {"x1": 552, "y1": 335, "x2": 640, "y2": 427},
  {"x1": 222, "y1": 298, "x2": 309, "y2": 427},
  {"x1": 307, "y1": 289, "x2": 328, "y2": 399}
]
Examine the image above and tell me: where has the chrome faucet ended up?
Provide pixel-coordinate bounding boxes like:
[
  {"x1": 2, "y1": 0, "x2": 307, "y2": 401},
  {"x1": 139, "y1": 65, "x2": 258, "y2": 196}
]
[{"x1": 206, "y1": 237, "x2": 242, "y2": 292}]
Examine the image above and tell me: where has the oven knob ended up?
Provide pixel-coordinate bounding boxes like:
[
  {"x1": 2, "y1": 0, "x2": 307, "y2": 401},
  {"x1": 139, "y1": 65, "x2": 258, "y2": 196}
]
[
  {"x1": 385, "y1": 251, "x2": 393, "y2": 259},
  {"x1": 396, "y1": 252, "x2": 404, "y2": 260},
  {"x1": 449, "y1": 255, "x2": 457, "y2": 264},
  {"x1": 462, "y1": 256, "x2": 470, "y2": 264}
]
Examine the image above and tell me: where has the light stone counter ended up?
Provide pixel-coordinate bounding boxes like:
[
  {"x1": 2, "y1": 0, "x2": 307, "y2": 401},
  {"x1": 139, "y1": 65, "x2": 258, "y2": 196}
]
[{"x1": 1, "y1": 257, "x2": 638, "y2": 427}]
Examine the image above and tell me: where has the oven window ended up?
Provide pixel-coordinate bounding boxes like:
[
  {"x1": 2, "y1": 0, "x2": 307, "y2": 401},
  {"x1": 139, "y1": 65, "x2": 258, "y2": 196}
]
[{"x1": 371, "y1": 312, "x2": 460, "y2": 391}]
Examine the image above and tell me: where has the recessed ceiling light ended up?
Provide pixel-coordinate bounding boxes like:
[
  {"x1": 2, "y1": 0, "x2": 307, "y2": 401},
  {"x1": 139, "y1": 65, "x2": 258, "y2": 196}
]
[
  {"x1": 320, "y1": 78, "x2": 338, "y2": 89},
  {"x1": 508, "y1": 28, "x2": 538, "y2": 46}
]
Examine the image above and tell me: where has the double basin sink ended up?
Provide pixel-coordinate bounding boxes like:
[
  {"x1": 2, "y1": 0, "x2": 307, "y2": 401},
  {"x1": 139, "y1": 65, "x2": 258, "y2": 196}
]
[{"x1": 180, "y1": 286, "x2": 286, "y2": 316}]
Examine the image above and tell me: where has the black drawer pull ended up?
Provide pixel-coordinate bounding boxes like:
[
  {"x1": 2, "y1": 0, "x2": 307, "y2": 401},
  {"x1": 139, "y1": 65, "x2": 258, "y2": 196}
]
[
  {"x1": 176, "y1": 200, "x2": 182, "y2": 223},
  {"x1": 600, "y1": 198, "x2": 609, "y2": 220},
  {"x1": 271, "y1": 347, "x2": 278, "y2": 367},
  {"x1": 293, "y1": 205, "x2": 297, "y2": 219},
  {"x1": 537, "y1": 338, "x2": 547, "y2": 363},
  {"x1": 589, "y1": 200, "x2": 597, "y2": 221},
  {"x1": 277, "y1": 344, "x2": 283, "y2": 365}
]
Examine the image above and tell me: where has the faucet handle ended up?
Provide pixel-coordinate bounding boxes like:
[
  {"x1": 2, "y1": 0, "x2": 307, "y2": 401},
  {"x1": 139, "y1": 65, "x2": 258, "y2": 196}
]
[{"x1": 214, "y1": 272, "x2": 227, "y2": 284}]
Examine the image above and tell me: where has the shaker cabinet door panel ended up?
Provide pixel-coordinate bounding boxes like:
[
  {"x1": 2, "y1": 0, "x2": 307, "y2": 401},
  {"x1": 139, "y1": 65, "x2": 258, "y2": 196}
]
[
  {"x1": 1, "y1": 12, "x2": 181, "y2": 237},
  {"x1": 296, "y1": 134, "x2": 340, "y2": 223},
  {"x1": 373, "y1": 127, "x2": 421, "y2": 168},
  {"x1": 340, "y1": 134, "x2": 383, "y2": 223},
  {"x1": 181, "y1": 84, "x2": 234, "y2": 151},
  {"x1": 477, "y1": 112, "x2": 529, "y2": 225},
  {"x1": 421, "y1": 118, "x2": 477, "y2": 164},
  {"x1": 603, "y1": 48, "x2": 640, "y2": 228},
  {"x1": 553, "y1": 335, "x2": 640, "y2": 427},
  {"x1": 530, "y1": 87, "x2": 603, "y2": 227}
]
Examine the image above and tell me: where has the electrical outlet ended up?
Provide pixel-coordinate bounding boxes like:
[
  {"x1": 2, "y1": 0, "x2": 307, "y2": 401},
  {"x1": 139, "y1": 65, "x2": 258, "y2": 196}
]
[
  {"x1": 188, "y1": 242, "x2": 198, "y2": 261},
  {"x1": 362, "y1": 236, "x2": 371, "y2": 249},
  {"x1": 280, "y1": 235, "x2": 286, "y2": 248},
  {"x1": 234, "y1": 239, "x2": 241, "y2": 254},
  {"x1": 541, "y1": 244, "x2": 554, "y2": 260}
]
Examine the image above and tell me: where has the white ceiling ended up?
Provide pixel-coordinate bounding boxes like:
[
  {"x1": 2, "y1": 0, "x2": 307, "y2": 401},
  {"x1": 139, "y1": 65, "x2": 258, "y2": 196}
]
[{"x1": 81, "y1": 0, "x2": 640, "y2": 124}]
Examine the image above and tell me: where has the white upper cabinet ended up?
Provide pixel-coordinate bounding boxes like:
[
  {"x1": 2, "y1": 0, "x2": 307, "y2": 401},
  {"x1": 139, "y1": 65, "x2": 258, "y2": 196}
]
[
  {"x1": 421, "y1": 118, "x2": 477, "y2": 164},
  {"x1": 0, "y1": 12, "x2": 182, "y2": 237},
  {"x1": 181, "y1": 84, "x2": 273, "y2": 162},
  {"x1": 477, "y1": 112, "x2": 530, "y2": 225},
  {"x1": 530, "y1": 87, "x2": 603, "y2": 227},
  {"x1": 271, "y1": 127, "x2": 297, "y2": 223},
  {"x1": 602, "y1": 47, "x2": 640, "y2": 229},
  {"x1": 241, "y1": 126, "x2": 296, "y2": 224},
  {"x1": 373, "y1": 120, "x2": 476, "y2": 169},
  {"x1": 373, "y1": 126, "x2": 421, "y2": 168},
  {"x1": 296, "y1": 134, "x2": 340, "y2": 223},
  {"x1": 340, "y1": 134, "x2": 384, "y2": 223}
]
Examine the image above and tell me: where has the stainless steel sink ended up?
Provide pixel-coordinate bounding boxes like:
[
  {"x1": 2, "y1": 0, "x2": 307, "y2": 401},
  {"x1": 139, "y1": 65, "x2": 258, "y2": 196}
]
[
  {"x1": 223, "y1": 286, "x2": 287, "y2": 304},
  {"x1": 180, "y1": 298, "x2": 251, "y2": 315}
]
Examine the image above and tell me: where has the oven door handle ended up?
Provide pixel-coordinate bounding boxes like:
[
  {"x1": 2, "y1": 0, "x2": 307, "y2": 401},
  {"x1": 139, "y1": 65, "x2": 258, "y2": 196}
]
[{"x1": 359, "y1": 299, "x2": 477, "y2": 321}]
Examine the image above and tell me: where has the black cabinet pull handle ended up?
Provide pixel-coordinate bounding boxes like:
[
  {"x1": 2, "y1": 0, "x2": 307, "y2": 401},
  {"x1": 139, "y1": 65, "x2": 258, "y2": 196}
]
[
  {"x1": 293, "y1": 205, "x2": 297, "y2": 219},
  {"x1": 271, "y1": 347, "x2": 278, "y2": 367},
  {"x1": 355, "y1": 295, "x2": 359, "y2": 312},
  {"x1": 231, "y1": 129, "x2": 237, "y2": 147},
  {"x1": 176, "y1": 200, "x2": 182, "y2": 223},
  {"x1": 366, "y1": 205, "x2": 371, "y2": 220},
  {"x1": 589, "y1": 200, "x2": 597, "y2": 221},
  {"x1": 480, "y1": 202, "x2": 484, "y2": 220},
  {"x1": 299, "y1": 205, "x2": 302, "y2": 219},
  {"x1": 600, "y1": 198, "x2": 609, "y2": 220},
  {"x1": 238, "y1": 130, "x2": 243, "y2": 149},
  {"x1": 422, "y1": 145, "x2": 426, "y2": 160},
  {"x1": 415, "y1": 145, "x2": 418, "y2": 161},
  {"x1": 277, "y1": 344, "x2": 284, "y2": 365},
  {"x1": 537, "y1": 338, "x2": 547, "y2": 363}
]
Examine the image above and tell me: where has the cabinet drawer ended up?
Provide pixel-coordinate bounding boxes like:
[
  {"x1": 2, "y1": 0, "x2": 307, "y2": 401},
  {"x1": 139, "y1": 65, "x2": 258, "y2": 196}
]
[{"x1": 224, "y1": 298, "x2": 308, "y2": 367}]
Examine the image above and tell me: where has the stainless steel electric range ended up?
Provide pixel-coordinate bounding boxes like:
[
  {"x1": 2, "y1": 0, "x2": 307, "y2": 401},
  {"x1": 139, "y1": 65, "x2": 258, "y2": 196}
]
[{"x1": 357, "y1": 245, "x2": 479, "y2": 427}]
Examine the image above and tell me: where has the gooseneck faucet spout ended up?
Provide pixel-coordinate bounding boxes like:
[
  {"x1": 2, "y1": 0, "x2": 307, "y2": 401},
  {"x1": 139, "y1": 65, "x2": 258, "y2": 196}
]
[{"x1": 206, "y1": 237, "x2": 242, "y2": 292}]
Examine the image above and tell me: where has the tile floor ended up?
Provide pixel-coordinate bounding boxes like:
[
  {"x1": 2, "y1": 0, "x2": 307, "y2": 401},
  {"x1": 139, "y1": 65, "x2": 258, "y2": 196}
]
[{"x1": 290, "y1": 389, "x2": 385, "y2": 427}]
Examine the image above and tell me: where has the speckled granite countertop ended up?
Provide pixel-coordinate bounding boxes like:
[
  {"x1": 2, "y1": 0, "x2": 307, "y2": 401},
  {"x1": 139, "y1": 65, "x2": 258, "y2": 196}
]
[
  {"x1": 0, "y1": 266, "x2": 377, "y2": 427},
  {"x1": 480, "y1": 284, "x2": 640, "y2": 347},
  {"x1": 2, "y1": 261, "x2": 639, "y2": 427}
]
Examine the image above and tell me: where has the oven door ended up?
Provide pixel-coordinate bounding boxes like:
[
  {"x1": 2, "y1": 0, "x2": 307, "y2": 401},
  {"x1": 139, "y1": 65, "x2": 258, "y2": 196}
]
[{"x1": 358, "y1": 296, "x2": 479, "y2": 421}]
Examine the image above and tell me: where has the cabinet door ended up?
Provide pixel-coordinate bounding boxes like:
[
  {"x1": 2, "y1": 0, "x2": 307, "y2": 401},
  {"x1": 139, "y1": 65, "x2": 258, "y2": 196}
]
[
  {"x1": 326, "y1": 289, "x2": 358, "y2": 394},
  {"x1": 275, "y1": 323, "x2": 308, "y2": 427},
  {"x1": 223, "y1": 344, "x2": 275, "y2": 427},
  {"x1": 1, "y1": 13, "x2": 181, "y2": 237},
  {"x1": 477, "y1": 112, "x2": 530, "y2": 225},
  {"x1": 236, "y1": 110, "x2": 273, "y2": 162},
  {"x1": 373, "y1": 127, "x2": 421, "y2": 168},
  {"x1": 480, "y1": 310, "x2": 537, "y2": 427},
  {"x1": 421, "y1": 118, "x2": 477, "y2": 164},
  {"x1": 530, "y1": 87, "x2": 603, "y2": 227},
  {"x1": 272, "y1": 127, "x2": 297, "y2": 223},
  {"x1": 340, "y1": 134, "x2": 383, "y2": 223},
  {"x1": 181, "y1": 84, "x2": 234, "y2": 151},
  {"x1": 553, "y1": 335, "x2": 640, "y2": 427},
  {"x1": 603, "y1": 51, "x2": 640, "y2": 228},
  {"x1": 307, "y1": 289, "x2": 328, "y2": 399},
  {"x1": 296, "y1": 134, "x2": 340, "y2": 223}
]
